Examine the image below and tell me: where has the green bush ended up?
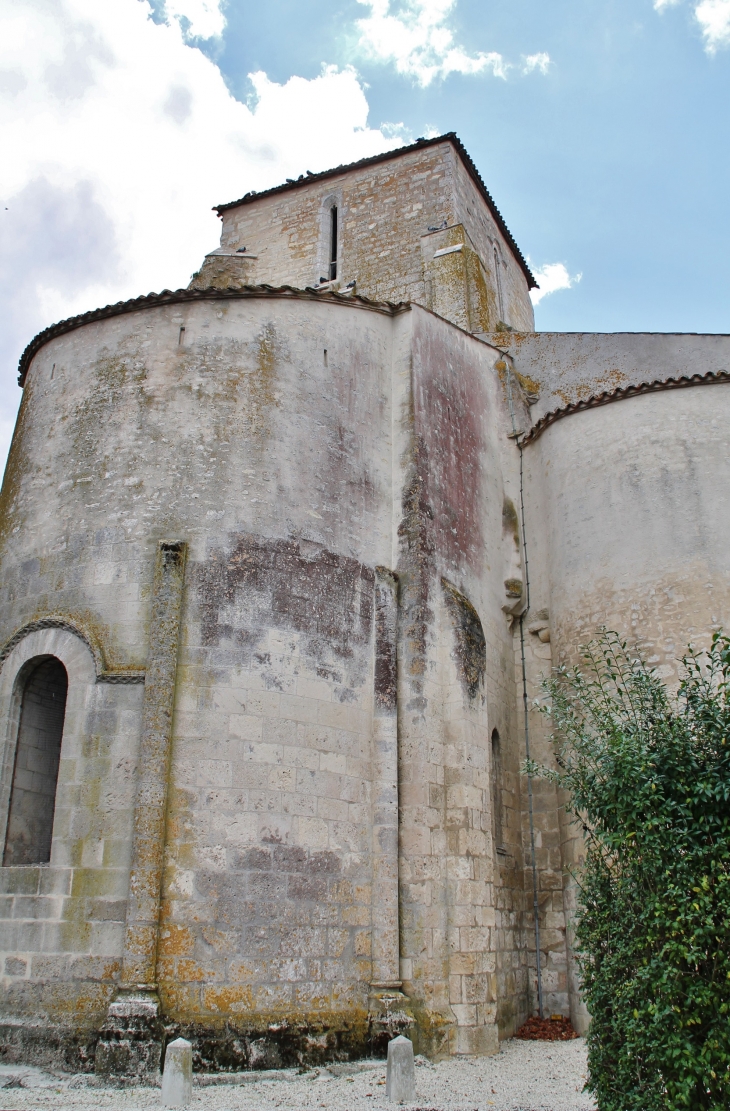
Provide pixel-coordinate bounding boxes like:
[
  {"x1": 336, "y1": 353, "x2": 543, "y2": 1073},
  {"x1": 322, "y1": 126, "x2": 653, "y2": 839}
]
[{"x1": 536, "y1": 630, "x2": 730, "y2": 1110}]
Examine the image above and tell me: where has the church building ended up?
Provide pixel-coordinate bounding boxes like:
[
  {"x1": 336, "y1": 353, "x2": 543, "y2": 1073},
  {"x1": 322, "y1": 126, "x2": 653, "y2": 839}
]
[{"x1": 0, "y1": 133, "x2": 727, "y2": 1075}]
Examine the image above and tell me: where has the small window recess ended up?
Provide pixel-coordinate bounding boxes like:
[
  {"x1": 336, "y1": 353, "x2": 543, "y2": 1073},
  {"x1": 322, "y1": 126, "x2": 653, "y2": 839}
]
[{"x1": 329, "y1": 206, "x2": 338, "y2": 282}]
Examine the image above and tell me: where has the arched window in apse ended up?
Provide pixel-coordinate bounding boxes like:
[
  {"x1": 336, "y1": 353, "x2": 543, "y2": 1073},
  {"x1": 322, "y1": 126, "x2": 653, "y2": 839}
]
[{"x1": 3, "y1": 658, "x2": 68, "y2": 867}]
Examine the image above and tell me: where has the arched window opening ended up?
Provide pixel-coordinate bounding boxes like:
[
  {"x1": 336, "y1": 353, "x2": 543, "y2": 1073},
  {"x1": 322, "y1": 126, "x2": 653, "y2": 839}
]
[
  {"x1": 494, "y1": 245, "x2": 505, "y2": 324},
  {"x1": 329, "y1": 206, "x2": 338, "y2": 281},
  {"x1": 3, "y1": 658, "x2": 68, "y2": 867},
  {"x1": 491, "y1": 728, "x2": 505, "y2": 852}
]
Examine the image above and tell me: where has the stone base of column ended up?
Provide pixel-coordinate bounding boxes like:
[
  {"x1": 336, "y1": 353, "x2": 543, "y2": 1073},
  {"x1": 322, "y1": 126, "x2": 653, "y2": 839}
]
[
  {"x1": 94, "y1": 992, "x2": 163, "y2": 1082},
  {"x1": 368, "y1": 985, "x2": 414, "y2": 1056}
]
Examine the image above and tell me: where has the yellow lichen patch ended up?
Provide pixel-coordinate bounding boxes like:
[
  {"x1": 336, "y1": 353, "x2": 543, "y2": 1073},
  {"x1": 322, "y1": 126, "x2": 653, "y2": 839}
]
[
  {"x1": 157, "y1": 923, "x2": 196, "y2": 956},
  {"x1": 158, "y1": 981, "x2": 203, "y2": 1019},
  {"x1": 556, "y1": 366, "x2": 629, "y2": 407},
  {"x1": 227, "y1": 960, "x2": 257, "y2": 982},
  {"x1": 201, "y1": 984, "x2": 256, "y2": 1015},
  {"x1": 177, "y1": 958, "x2": 222, "y2": 983},
  {"x1": 493, "y1": 358, "x2": 540, "y2": 400},
  {"x1": 464, "y1": 246, "x2": 498, "y2": 332}
]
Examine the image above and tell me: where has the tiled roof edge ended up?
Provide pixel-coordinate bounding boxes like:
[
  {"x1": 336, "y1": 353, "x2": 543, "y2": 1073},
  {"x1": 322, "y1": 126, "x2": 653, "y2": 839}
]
[
  {"x1": 213, "y1": 133, "x2": 537, "y2": 291},
  {"x1": 522, "y1": 369, "x2": 730, "y2": 445},
  {"x1": 16, "y1": 285, "x2": 409, "y2": 386}
]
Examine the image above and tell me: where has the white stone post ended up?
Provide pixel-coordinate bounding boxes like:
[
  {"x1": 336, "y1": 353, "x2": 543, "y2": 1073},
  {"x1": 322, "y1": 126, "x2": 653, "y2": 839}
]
[
  {"x1": 386, "y1": 1034, "x2": 415, "y2": 1103},
  {"x1": 161, "y1": 1037, "x2": 192, "y2": 1108}
]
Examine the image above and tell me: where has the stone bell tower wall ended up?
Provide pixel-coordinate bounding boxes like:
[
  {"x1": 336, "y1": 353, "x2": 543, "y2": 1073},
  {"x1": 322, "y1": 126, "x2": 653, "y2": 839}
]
[{"x1": 211, "y1": 137, "x2": 535, "y2": 334}]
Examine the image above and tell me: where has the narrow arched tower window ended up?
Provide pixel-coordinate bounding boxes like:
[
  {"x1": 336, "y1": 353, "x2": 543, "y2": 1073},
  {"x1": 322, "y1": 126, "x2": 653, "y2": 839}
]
[
  {"x1": 494, "y1": 246, "x2": 505, "y2": 323},
  {"x1": 329, "y1": 205, "x2": 338, "y2": 281},
  {"x1": 3, "y1": 658, "x2": 68, "y2": 867},
  {"x1": 491, "y1": 727, "x2": 504, "y2": 851}
]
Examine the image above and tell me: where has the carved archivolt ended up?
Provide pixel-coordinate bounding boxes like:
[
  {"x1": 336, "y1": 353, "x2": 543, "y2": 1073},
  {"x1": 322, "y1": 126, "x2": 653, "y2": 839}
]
[{"x1": 0, "y1": 616, "x2": 144, "y2": 684}]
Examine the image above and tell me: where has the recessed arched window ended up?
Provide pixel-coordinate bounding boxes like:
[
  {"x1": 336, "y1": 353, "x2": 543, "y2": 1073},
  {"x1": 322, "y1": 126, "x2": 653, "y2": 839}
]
[
  {"x1": 329, "y1": 205, "x2": 338, "y2": 281},
  {"x1": 491, "y1": 727, "x2": 504, "y2": 851},
  {"x1": 3, "y1": 658, "x2": 68, "y2": 867}
]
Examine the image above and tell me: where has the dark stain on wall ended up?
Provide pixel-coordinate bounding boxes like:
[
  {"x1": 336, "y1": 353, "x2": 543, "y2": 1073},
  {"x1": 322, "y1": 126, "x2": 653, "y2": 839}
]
[
  {"x1": 441, "y1": 578, "x2": 486, "y2": 700},
  {"x1": 412, "y1": 327, "x2": 486, "y2": 571},
  {"x1": 502, "y1": 497, "x2": 519, "y2": 546},
  {"x1": 374, "y1": 568, "x2": 399, "y2": 714},
  {"x1": 397, "y1": 435, "x2": 435, "y2": 716},
  {"x1": 196, "y1": 535, "x2": 374, "y2": 663}
]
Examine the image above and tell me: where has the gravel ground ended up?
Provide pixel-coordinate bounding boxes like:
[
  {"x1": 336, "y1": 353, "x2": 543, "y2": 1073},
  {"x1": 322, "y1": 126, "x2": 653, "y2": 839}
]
[{"x1": 0, "y1": 1039, "x2": 595, "y2": 1111}]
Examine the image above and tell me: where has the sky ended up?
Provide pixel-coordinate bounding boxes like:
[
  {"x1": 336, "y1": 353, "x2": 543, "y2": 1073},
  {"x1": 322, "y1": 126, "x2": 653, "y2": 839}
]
[{"x1": 0, "y1": 0, "x2": 728, "y2": 468}]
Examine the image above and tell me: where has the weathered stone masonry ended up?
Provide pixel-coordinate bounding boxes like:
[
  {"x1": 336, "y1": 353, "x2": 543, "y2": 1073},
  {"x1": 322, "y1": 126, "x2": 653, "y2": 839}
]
[{"x1": 0, "y1": 133, "x2": 728, "y2": 1072}]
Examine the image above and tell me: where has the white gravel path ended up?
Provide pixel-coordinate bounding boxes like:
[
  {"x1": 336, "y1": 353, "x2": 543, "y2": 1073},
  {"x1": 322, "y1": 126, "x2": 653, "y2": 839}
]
[{"x1": 0, "y1": 1040, "x2": 595, "y2": 1111}]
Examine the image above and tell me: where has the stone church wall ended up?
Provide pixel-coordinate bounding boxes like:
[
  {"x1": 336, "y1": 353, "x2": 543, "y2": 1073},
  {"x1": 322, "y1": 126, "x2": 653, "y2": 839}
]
[
  {"x1": 0, "y1": 293, "x2": 402, "y2": 1059},
  {"x1": 0, "y1": 291, "x2": 538, "y2": 1066},
  {"x1": 3, "y1": 131, "x2": 725, "y2": 1069}
]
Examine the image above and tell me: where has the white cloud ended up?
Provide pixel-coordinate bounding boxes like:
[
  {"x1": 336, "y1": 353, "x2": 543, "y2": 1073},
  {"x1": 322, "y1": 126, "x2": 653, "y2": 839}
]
[
  {"x1": 522, "y1": 52, "x2": 551, "y2": 75},
  {"x1": 0, "y1": 0, "x2": 396, "y2": 468},
  {"x1": 355, "y1": 0, "x2": 516, "y2": 85},
  {"x1": 653, "y1": 0, "x2": 730, "y2": 51},
  {"x1": 695, "y1": 0, "x2": 730, "y2": 50},
  {"x1": 529, "y1": 263, "x2": 582, "y2": 306},
  {"x1": 164, "y1": 0, "x2": 227, "y2": 39}
]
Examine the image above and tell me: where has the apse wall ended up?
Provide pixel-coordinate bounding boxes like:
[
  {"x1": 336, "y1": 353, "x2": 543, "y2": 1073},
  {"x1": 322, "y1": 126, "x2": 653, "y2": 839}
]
[
  {"x1": 535, "y1": 384, "x2": 730, "y2": 675},
  {"x1": 0, "y1": 290, "x2": 407, "y2": 1048},
  {"x1": 521, "y1": 340, "x2": 730, "y2": 1029},
  {"x1": 0, "y1": 289, "x2": 538, "y2": 1064}
]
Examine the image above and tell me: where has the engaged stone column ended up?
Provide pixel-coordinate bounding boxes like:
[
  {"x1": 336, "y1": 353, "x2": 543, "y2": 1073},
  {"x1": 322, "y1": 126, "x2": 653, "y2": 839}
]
[
  {"x1": 371, "y1": 567, "x2": 401, "y2": 991},
  {"x1": 96, "y1": 540, "x2": 187, "y2": 1079},
  {"x1": 121, "y1": 540, "x2": 188, "y2": 989},
  {"x1": 370, "y1": 569, "x2": 413, "y2": 1048}
]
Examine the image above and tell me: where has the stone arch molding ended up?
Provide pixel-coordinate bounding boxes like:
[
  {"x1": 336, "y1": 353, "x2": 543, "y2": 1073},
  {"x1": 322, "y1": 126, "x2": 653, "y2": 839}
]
[{"x1": 0, "y1": 616, "x2": 145, "y2": 685}]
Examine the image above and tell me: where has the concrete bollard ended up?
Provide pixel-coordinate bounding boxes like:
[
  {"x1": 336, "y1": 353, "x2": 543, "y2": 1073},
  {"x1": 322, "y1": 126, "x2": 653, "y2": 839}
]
[
  {"x1": 161, "y1": 1037, "x2": 192, "y2": 1108},
  {"x1": 386, "y1": 1034, "x2": 415, "y2": 1103}
]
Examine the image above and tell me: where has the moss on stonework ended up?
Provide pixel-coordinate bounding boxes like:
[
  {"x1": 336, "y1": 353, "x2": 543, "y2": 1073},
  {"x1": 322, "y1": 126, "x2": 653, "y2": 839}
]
[
  {"x1": 0, "y1": 374, "x2": 34, "y2": 553},
  {"x1": 493, "y1": 358, "x2": 540, "y2": 401},
  {"x1": 502, "y1": 497, "x2": 520, "y2": 546}
]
